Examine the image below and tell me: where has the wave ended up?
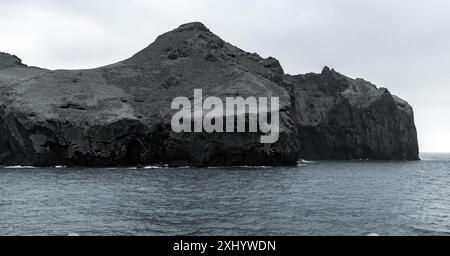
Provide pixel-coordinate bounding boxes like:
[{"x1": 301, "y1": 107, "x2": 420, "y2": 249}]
[
  {"x1": 412, "y1": 226, "x2": 450, "y2": 235},
  {"x1": 126, "y1": 165, "x2": 169, "y2": 170},
  {"x1": 144, "y1": 165, "x2": 168, "y2": 169},
  {"x1": 3, "y1": 166, "x2": 36, "y2": 169},
  {"x1": 297, "y1": 160, "x2": 318, "y2": 166},
  {"x1": 207, "y1": 166, "x2": 273, "y2": 169},
  {"x1": 3, "y1": 165, "x2": 67, "y2": 169}
]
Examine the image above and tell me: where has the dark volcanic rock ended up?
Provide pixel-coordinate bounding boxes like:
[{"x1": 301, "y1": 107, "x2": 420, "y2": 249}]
[
  {"x1": 0, "y1": 22, "x2": 299, "y2": 167},
  {"x1": 0, "y1": 52, "x2": 26, "y2": 69},
  {"x1": 0, "y1": 22, "x2": 419, "y2": 167},
  {"x1": 291, "y1": 67, "x2": 419, "y2": 160}
]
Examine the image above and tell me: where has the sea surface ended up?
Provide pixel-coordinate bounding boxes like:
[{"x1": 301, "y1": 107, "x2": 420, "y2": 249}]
[{"x1": 0, "y1": 153, "x2": 449, "y2": 236}]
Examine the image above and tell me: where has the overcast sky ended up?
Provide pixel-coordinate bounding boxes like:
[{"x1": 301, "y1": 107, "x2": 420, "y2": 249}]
[{"x1": 1, "y1": 0, "x2": 449, "y2": 152}]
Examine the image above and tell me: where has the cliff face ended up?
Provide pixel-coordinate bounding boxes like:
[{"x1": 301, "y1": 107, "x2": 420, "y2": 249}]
[
  {"x1": 0, "y1": 23, "x2": 300, "y2": 167},
  {"x1": 292, "y1": 67, "x2": 419, "y2": 160},
  {"x1": 0, "y1": 22, "x2": 419, "y2": 167}
]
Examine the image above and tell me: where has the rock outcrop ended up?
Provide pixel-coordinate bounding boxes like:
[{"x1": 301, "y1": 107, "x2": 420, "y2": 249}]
[
  {"x1": 291, "y1": 67, "x2": 419, "y2": 160},
  {"x1": 0, "y1": 52, "x2": 25, "y2": 68},
  {"x1": 0, "y1": 22, "x2": 419, "y2": 167}
]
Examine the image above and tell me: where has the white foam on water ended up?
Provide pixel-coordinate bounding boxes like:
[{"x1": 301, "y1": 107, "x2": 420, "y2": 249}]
[
  {"x1": 120, "y1": 166, "x2": 168, "y2": 170},
  {"x1": 144, "y1": 166, "x2": 166, "y2": 169},
  {"x1": 207, "y1": 166, "x2": 273, "y2": 169},
  {"x1": 297, "y1": 160, "x2": 318, "y2": 166},
  {"x1": 4, "y1": 166, "x2": 36, "y2": 169}
]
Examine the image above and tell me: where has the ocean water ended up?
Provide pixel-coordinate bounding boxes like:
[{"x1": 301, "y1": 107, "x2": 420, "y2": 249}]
[{"x1": 0, "y1": 153, "x2": 449, "y2": 236}]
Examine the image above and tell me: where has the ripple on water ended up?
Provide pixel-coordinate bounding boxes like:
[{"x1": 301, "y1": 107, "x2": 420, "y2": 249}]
[{"x1": 1, "y1": 154, "x2": 450, "y2": 235}]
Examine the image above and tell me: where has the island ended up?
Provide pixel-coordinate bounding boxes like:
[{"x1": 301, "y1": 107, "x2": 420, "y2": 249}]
[{"x1": 0, "y1": 22, "x2": 419, "y2": 167}]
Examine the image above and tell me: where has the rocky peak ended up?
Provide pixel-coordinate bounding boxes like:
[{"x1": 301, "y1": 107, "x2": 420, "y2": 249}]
[
  {"x1": 321, "y1": 66, "x2": 332, "y2": 75},
  {"x1": 0, "y1": 52, "x2": 26, "y2": 68},
  {"x1": 124, "y1": 21, "x2": 228, "y2": 64},
  {"x1": 123, "y1": 21, "x2": 286, "y2": 85},
  {"x1": 174, "y1": 22, "x2": 211, "y2": 33}
]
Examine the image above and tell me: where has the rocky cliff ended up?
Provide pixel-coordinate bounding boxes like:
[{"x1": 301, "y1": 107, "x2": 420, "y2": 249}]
[
  {"x1": 291, "y1": 67, "x2": 419, "y2": 160},
  {"x1": 0, "y1": 22, "x2": 419, "y2": 167}
]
